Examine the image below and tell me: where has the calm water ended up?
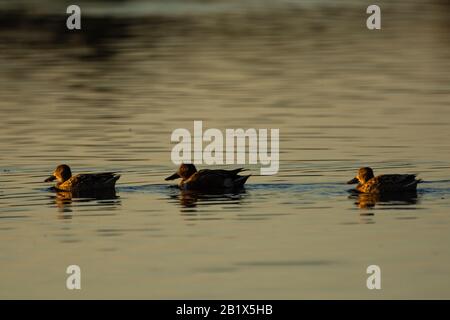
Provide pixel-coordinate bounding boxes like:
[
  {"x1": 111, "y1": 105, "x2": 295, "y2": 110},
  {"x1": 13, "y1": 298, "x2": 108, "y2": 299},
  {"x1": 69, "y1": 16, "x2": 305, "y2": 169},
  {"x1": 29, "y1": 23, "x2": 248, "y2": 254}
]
[{"x1": 1, "y1": 1, "x2": 450, "y2": 299}]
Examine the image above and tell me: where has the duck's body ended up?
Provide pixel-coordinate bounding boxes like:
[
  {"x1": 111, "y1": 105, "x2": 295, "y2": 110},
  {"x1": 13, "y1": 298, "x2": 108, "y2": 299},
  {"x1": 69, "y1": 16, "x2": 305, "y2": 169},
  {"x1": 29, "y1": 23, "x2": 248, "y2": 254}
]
[
  {"x1": 355, "y1": 174, "x2": 420, "y2": 193},
  {"x1": 45, "y1": 164, "x2": 120, "y2": 192},
  {"x1": 54, "y1": 173, "x2": 120, "y2": 192},
  {"x1": 165, "y1": 164, "x2": 250, "y2": 191},
  {"x1": 348, "y1": 167, "x2": 420, "y2": 194}
]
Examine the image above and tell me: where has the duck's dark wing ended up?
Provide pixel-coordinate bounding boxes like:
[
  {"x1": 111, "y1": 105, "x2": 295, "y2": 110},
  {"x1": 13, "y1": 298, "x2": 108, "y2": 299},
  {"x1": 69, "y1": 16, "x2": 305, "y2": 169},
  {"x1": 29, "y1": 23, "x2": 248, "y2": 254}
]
[
  {"x1": 68, "y1": 173, "x2": 120, "y2": 190},
  {"x1": 377, "y1": 174, "x2": 418, "y2": 184},
  {"x1": 367, "y1": 174, "x2": 419, "y2": 192},
  {"x1": 198, "y1": 168, "x2": 247, "y2": 177},
  {"x1": 190, "y1": 169, "x2": 250, "y2": 189}
]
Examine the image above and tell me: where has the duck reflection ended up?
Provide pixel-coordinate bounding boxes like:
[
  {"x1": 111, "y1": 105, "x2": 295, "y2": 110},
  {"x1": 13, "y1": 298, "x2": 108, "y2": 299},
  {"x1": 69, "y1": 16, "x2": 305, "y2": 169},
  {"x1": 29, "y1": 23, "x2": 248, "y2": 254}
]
[
  {"x1": 348, "y1": 190, "x2": 419, "y2": 209},
  {"x1": 169, "y1": 188, "x2": 247, "y2": 209},
  {"x1": 48, "y1": 188, "x2": 120, "y2": 214}
]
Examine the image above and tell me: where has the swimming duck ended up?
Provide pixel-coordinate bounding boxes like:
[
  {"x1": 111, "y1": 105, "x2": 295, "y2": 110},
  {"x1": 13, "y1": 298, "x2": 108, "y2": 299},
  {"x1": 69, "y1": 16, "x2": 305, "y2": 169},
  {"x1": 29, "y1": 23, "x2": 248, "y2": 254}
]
[
  {"x1": 347, "y1": 167, "x2": 420, "y2": 193},
  {"x1": 44, "y1": 164, "x2": 120, "y2": 192},
  {"x1": 165, "y1": 164, "x2": 251, "y2": 191}
]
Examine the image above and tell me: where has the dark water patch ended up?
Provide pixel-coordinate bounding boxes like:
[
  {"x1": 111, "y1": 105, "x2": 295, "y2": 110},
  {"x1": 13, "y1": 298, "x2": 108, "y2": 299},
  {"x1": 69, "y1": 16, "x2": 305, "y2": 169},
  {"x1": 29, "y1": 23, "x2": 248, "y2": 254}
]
[
  {"x1": 219, "y1": 206, "x2": 254, "y2": 211},
  {"x1": 179, "y1": 210, "x2": 198, "y2": 214},
  {"x1": 232, "y1": 217, "x2": 269, "y2": 221},
  {"x1": 295, "y1": 206, "x2": 334, "y2": 210},
  {"x1": 278, "y1": 174, "x2": 324, "y2": 177},
  {"x1": 7, "y1": 202, "x2": 48, "y2": 207},
  {"x1": 118, "y1": 184, "x2": 172, "y2": 193},
  {"x1": 419, "y1": 187, "x2": 450, "y2": 198},
  {"x1": 236, "y1": 260, "x2": 337, "y2": 268},
  {"x1": 108, "y1": 158, "x2": 161, "y2": 162},
  {"x1": 0, "y1": 215, "x2": 29, "y2": 219},
  {"x1": 97, "y1": 248, "x2": 118, "y2": 252},
  {"x1": 97, "y1": 228, "x2": 161, "y2": 233},
  {"x1": 184, "y1": 217, "x2": 225, "y2": 222},
  {"x1": 340, "y1": 222, "x2": 364, "y2": 225},
  {"x1": 97, "y1": 232, "x2": 123, "y2": 237},
  {"x1": 237, "y1": 213, "x2": 289, "y2": 217},
  {"x1": 246, "y1": 183, "x2": 348, "y2": 195},
  {"x1": 422, "y1": 179, "x2": 450, "y2": 184},
  {"x1": 0, "y1": 206, "x2": 32, "y2": 213},
  {"x1": 59, "y1": 239, "x2": 82, "y2": 244},
  {"x1": 283, "y1": 147, "x2": 331, "y2": 151},
  {"x1": 364, "y1": 145, "x2": 410, "y2": 149},
  {"x1": 69, "y1": 213, "x2": 117, "y2": 217},
  {"x1": 374, "y1": 207, "x2": 425, "y2": 211},
  {"x1": 302, "y1": 125, "x2": 388, "y2": 129},
  {"x1": 199, "y1": 200, "x2": 245, "y2": 206},
  {"x1": 193, "y1": 267, "x2": 238, "y2": 274},
  {"x1": 0, "y1": 193, "x2": 46, "y2": 200}
]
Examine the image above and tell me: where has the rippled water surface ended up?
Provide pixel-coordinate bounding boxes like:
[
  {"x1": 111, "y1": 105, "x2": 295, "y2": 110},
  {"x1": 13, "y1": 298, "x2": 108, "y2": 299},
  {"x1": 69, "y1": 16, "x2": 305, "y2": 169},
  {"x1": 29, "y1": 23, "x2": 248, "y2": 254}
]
[{"x1": 1, "y1": 0, "x2": 450, "y2": 298}]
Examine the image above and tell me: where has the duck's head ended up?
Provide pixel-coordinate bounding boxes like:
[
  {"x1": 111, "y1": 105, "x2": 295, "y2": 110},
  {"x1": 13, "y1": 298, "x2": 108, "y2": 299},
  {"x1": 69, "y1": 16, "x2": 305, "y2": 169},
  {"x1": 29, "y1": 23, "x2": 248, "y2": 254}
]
[
  {"x1": 45, "y1": 164, "x2": 72, "y2": 183},
  {"x1": 165, "y1": 163, "x2": 197, "y2": 181},
  {"x1": 347, "y1": 167, "x2": 374, "y2": 184}
]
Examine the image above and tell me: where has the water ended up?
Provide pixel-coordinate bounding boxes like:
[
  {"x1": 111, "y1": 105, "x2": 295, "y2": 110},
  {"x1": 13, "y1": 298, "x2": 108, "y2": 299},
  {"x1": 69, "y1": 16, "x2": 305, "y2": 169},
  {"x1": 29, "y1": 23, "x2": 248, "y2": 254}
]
[{"x1": 1, "y1": 0, "x2": 450, "y2": 299}]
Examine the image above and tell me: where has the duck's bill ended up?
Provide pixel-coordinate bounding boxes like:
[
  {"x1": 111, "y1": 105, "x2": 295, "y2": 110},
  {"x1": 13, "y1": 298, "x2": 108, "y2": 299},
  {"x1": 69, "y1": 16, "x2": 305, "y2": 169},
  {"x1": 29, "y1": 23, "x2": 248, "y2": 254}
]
[
  {"x1": 165, "y1": 173, "x2": 180, "y2": 181},
  {"x1": 347, "y1": 177, "x2": 359, "y2": 184},
  {"x1": 44, "y1": 175, "x2": 56, "y2": 182}
]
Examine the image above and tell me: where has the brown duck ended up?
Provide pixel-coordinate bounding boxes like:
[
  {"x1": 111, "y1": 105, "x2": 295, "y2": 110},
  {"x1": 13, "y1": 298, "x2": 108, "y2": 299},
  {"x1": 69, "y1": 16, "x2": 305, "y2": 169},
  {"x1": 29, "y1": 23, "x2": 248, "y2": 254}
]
[
  {"x1": 44, "y1": 164, "x2": 120, "y2": 192},
  {"x1": 347, "y1": 167, "x2": 421, "y2": 193},
  {"x1": 165, "y1": 163, "x2": 250, "y2": 191}
]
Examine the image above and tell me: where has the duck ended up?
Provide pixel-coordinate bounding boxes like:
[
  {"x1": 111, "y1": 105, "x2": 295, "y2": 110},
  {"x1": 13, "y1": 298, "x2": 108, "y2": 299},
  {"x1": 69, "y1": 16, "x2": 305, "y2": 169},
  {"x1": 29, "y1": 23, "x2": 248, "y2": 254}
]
[
  {"x1": 165, "y1": 163, "x2": 251, "y2": 191},
  {"x1": 347, "y1": 167, "x2": 421, "y2": 193},
  {"x1": 44, "y1": 164, "x2": 120, "y2": 192}
]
